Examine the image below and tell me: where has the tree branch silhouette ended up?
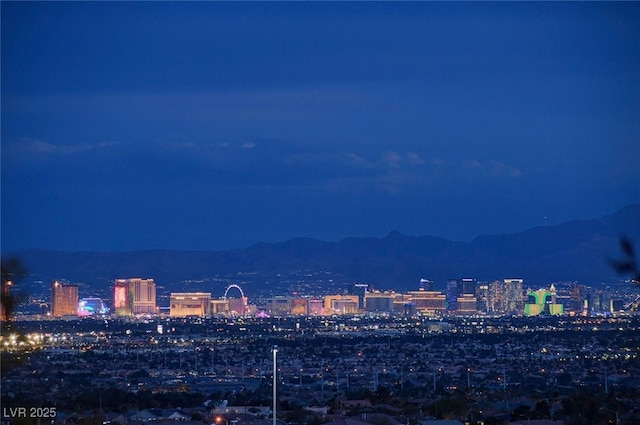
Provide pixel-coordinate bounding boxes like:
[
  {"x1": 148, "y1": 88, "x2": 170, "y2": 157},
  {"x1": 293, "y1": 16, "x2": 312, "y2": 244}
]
[
  {"x1": 610, "y1": 236, "x2": 640, "y2": 286},
  {"x1": 1, "y1": 256, "x2": 29, "y2": 333}
]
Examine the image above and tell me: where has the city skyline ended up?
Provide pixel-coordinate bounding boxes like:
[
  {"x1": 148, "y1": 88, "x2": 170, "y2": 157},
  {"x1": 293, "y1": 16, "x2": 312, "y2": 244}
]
[
  {"x1": 2, "y1": 2, "x2": 639, "y2": 252},
  {"x1": 36, "y1": 276, "x2": 632, "y2": 319}
]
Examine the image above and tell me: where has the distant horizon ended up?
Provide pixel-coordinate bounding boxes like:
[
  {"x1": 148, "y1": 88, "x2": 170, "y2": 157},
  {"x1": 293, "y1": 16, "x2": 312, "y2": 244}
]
[{"x1": 4, "y1": 202, "x2": 638, "y2": 253}]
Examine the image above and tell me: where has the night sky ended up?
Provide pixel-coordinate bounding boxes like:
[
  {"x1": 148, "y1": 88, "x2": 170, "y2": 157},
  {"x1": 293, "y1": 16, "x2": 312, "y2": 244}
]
[{"x1": 2, "y1": 2, "x2": 639, "y2": 252}]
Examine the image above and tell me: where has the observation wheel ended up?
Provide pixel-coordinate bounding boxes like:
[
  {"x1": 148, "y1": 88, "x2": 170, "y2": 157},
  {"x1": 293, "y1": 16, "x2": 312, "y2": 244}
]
[{"x1": 223, "y1": 284, "x2": 245, "y2": 299}]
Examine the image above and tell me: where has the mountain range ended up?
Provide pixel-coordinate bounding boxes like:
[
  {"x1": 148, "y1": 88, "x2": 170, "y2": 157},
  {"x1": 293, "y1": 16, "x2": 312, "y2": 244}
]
[{"x1": 5, "y1": 204, "x2": 640, "y2": 292}]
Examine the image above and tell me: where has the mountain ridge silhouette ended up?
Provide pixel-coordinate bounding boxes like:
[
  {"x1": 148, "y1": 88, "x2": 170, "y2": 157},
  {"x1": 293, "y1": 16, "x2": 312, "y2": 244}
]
[{"x1": 6, "y1": 204, "x2": 639, "y2": 290}]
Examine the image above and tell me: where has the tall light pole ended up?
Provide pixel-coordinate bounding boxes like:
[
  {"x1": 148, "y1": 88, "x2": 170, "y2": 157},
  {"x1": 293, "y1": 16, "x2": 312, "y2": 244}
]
[
  {"x1": 433, "y1": 368, "x2": 436, "y2": 392},
  {"x1": 600, "y1": 407, "x2": 620, "y2": 425},
  {"x1": 272, "y1": 345, "x2": 278, "y2": 425}
]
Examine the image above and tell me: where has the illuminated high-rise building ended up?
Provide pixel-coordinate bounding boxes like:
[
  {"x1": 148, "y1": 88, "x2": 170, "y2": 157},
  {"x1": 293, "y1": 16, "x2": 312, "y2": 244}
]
[
  {"x1": 569, "y1": 283, "x2": 583, "y2": 312},
  {"x1": 446, "y1": 279, "x2": 460, "y2": 311},
  {"x1": 131, "y1": 278, "x2": 156, "y2": 314},
  {"x1": 476, "y1": 282, "x2": 489, "y2": 313},
  {"x1": 211, "y1": 299, "x2": 230, "y2": 316},
  {"x1": 291, "y1": 298, "x2": 308, "y2": 316},
  {"x1": 267, "y1": 296, "x2": 294, "y2": 316},
  {"x1": 487, "y1": 280, "x2": 502, "y2": 313},
  {"x1": 392, "y1": 293, "x2": 413, "y2": 314},
  {"x1": 114, "y1": 278, "x2": 156, "y2": 315},
  {"x1": 364, "y1": 291, "x2": 395, "y2": 313},
  {"x1": 407, "y1": 290, "x2": 446, "y2": 316},
  {"x1": 446, "y1": 278, "x2": 476, "y2": 312},
  {"x1": 113, "y1": 280, "x2": 133, "y2": 316},
  {"x1": 1, "y1": 279, "x2": 12, "y2": 320},
  {"x1": 308, "y1": 299, "x2": 323, "y2": 316},
  {"x1": 170, "y1": 292, "x2": 211, "y2": 317},
  {"x1": 419, "y1": 279, "x2": 434, "y2": 291},
  {"x1": 588, "y1": 289, "x2": 612, "y2": 315},
  {"x1": 323, "y1": 295, "x2": 359, "y2": 315},
  {"x1": 459, "y1": 278, "x2": 475, "y2": 295},
  {"x1": 457, "y1": 294, "x2": 478, "y2": 315},
  {"x1": 503, "y1": 278, "x2": 524, "y2": 315},
  {"x1": 228, "y1": 296, "x2": 247, "y2": 316},
  {"x1": 524, "y1": 284, "x2": 564, "y2": 316},
  {"x1": 78, "y1": 297, "x2": 110, "y2": 316},
  {"x1": 51, "y1": 280, "x2": 79, "y2": 317}
]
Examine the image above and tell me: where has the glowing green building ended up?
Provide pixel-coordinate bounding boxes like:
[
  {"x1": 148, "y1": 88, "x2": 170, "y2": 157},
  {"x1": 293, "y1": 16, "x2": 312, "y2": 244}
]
[{"x1": 524, "y1": 284, "x2": 564, "y2": 316}]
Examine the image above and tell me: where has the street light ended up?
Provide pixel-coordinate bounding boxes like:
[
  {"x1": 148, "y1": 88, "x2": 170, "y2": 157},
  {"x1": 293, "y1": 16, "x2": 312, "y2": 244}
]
[
  {"x1": 600, "y1": 407, "x2": 620, "y2": 425},
  {"x1": 272, "y1": 345, "x2": 278, "y2": 425}
]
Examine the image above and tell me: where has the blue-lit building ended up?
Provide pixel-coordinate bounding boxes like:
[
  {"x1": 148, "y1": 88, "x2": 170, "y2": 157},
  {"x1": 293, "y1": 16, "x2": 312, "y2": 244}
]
[{"x1": 78, "y1": 297, "x2": 110, "y2": 317}]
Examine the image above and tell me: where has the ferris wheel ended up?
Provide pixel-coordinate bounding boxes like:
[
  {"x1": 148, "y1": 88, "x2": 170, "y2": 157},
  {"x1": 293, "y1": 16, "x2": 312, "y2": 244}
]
[{"x1": 223, "y1": 284, "x2": 245, "y2": 299}]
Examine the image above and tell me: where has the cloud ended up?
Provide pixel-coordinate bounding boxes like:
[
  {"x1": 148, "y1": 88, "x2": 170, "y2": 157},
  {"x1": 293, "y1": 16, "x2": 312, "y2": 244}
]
[
  {"x1": 464, "y1": 158, "x2": 522, "y2": 177},
  {"x1": 223, "y1": 146, "x2": 429, "y2": 194},
  {"x1": 282, "y1": 151, "x2": 374, "y2": 169},
  {"x1": 241, "y1": 142, "x2": 256, "y2": 149},
  {"x1": 406, "y1": 152, "x2": 424, "y2": 165},
  {"x1": 18, "y1": 138, "x2": 117, "y2": 155},
  {"x1": 274, "y1": 149, "x2": 436, "y2": 195},
  {"x1": 489, "y1": 160, "x2": 522, "y2": 177},
  {"x1": 378, "y1": 151, "x2": 426, "y2": 169},
  {"x1": 381, "y1": 151, "x2": 403, "y2": 168},
  {"x1": 4, "y1": 138, "x2": 118, "y2": 164},
  {"x1": 343, "y1": 152, "x2": 374, "y2": 168},
  {"x1": 465, "y1": 159, "x2": 482, "y2": 168}
]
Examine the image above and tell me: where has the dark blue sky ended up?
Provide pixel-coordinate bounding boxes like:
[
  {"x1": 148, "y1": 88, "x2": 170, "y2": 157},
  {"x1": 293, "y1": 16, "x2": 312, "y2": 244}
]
[{"x1": 2, "y1": 2, "x2": 639, "y2": 252}]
